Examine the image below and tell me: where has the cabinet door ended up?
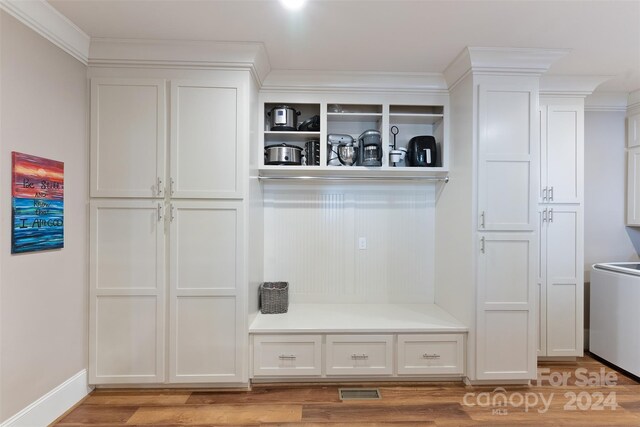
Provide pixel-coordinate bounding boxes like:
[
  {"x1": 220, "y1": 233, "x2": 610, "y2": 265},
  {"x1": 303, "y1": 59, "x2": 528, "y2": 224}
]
[
  {"x1": 89, "y1": 200, "x2": 166, "y2": 384},
  {"x1": 544, "y1": 104, "x2": 583, "y2": 204},
  {"x1": 544, "y1": 206, "x2": 583, "y2": 357},
  {"x1": 478, "y1": 84, "x2": 537, "y2": 231},
  {"x1": 91, "y1": 79, "x2": 166, "y2": 198},
  {"x1": 168, "y1": 201, "x2": 246, "y2": 383},
  {"x1": 170, "y1": 78, "x2": 246, "y2": 199},
  {"x1": 627, "y1": 147, "x2": 640, "y2": 226},
  {"x1": 628, "y1": 113, "x2": 640, "y2": 148},
  {"x1": 476, "y1": 233, "x2": 536, "y2": 380},
  {"x1": 536, "y1": 208, "x2": 547, "y2": 357}
]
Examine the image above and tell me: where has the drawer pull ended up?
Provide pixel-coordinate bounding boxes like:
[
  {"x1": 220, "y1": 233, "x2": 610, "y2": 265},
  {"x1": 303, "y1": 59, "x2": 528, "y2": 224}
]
[
  {"x1": 351, "y1": 354, "x2": 369, "y2": 360},
  {"x1": 278, "y1": 354, "x2": 297, "y2": 360},
  {"x1": 422, "y1": 353, "x2": 441, "y2": 359}
]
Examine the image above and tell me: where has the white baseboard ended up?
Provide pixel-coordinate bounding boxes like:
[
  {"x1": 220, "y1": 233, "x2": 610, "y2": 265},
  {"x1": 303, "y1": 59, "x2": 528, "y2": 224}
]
[{"x1": 1, "y1": 370, "x2": 93, "y2": 427}]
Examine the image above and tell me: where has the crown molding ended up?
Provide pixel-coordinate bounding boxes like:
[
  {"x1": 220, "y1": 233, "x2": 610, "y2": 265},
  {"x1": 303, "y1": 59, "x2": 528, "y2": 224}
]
[
  {"x1": 539, "y1": 75, "x2": 613, "y2": 97},
  {"x1": 0, "y1": 0, "x2": 89, "y2": 64},
  {"x1": 88, "y1": 38, "x2": 271, "y2": 86},
  {"x1": 444, "y1": 47, "x2": 570, "y2": 88},
  {"x1": 260, "y1": 69, "x2": 448, "y2": 93},
  {"x1": 584, "y1": 91, "x2": 628, "y2": 112}
]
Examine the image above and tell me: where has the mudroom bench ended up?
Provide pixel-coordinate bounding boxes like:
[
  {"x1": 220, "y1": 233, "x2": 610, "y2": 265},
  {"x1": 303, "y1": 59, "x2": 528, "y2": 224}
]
[{"x1": 249, "y1": 303, "x2": 468, "y2": 381}]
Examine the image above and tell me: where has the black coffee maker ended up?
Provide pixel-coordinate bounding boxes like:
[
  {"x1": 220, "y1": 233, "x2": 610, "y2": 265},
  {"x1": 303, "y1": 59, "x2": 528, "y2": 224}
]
[
  {"x1": 357, "y1": 129, "x2": 382, "y2": 166},
  {"x1": 406, "y1": 135, "x2": 437, "y2": 167}
]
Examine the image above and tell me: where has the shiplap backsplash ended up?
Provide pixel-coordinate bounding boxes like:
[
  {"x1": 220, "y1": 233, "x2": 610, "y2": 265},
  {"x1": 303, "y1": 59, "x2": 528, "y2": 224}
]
[{"x1": 263, "y1": 183, "x2": 435, "y2": 304}]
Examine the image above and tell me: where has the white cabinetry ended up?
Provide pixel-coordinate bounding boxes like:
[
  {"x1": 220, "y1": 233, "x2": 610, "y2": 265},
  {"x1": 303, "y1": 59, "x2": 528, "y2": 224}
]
[
  {"x1": 90, "y1": 79, "x2": 166, "y2": 198},
  {"x1": 628, "y1": 112, "x2": 640, "y2": 148},
  {"x1": 627, "y1": 111, "x2": 640, "y2": 226},
  {"x1": 478, "y1": 83, "x2": 537, "y2": 231},
  {"x1": 89, "y1": 73, "x2": 250, "y2": 385},
  {"x1": 258, "y1": 93, "x2": 449, "y2": 178},
  {"x1": 476, "y1": 233, "x2": 536, "y2": 380},
  {"x1": 397, "y1": 334, "x2": 464, "y2": 375},
  {"x1": 537, "y1": 98, "x2": 584, "y2": 358},
  {"x1": 325, "y1": 335, "x2": 394, "y2": 376},
  {"x1": 475, "y1": 79, "x2": 538, "y2": 381},
  {"x1": 89, "y1": 200, "x2": 166, "y2": 383},
  {"x1": 168, "y1": 201, "x2": 245, "y2": 382},
  {"x1": 538, "y1": 205, "x2": 583, "y2": 356},
  {"x1": 91, "y1": 77, "x2": 245, "y2": 199},
  {"x1": 628, "y1": 147, "x2": 640, "y2": 225}
]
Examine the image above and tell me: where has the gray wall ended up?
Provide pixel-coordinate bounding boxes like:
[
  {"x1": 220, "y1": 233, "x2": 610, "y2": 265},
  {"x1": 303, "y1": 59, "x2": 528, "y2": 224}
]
[
  {"x1": 583, "y1": 109, "x2": 640, "y2": 348},
  {"x1": 0, "y1": 11, "x2": 87, "y2": 422},
  {"x1": 584, "y1": 110, "x2": 640, "y2": 277}
]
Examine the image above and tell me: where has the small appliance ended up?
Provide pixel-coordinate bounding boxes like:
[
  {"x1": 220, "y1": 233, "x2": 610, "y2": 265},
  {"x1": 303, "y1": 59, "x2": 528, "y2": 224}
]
[
  {"x1": 406, "y1": 135, "x2": 437, "y2": 167},
  {"x1": 298, "y1": 115, "x2": 320, "y2": 132},
  {"x1": 264, "y1": 143, "x2": 303, "y2": 165},
  {"x1": 327, "y1": 134, "x2": 354, "y2": 166},
  {"x1": 267, "y1": 105, "x2": 300, "y2": 131},
  {"x1": 357, "y1": 129, "x2": 382, "y2": 167}
]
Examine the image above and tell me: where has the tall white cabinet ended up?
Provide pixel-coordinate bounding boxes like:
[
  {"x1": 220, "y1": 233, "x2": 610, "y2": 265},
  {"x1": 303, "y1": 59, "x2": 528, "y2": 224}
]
[
  {"x1": 627, "y1": 102, "x2": 640, "y2": 226},
  {"x1": 89, "y1": 73, "x2": 252, "y2": 385},
  {"x1": 475, "y1": 78, "x2": 538, "y2": 380},
  {"x1": 537, "y1": 98, "x2": 584, "y2": 358}
]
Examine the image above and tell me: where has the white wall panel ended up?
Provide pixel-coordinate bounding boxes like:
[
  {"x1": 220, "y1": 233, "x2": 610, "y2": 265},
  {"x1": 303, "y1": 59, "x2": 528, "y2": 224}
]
[{"x1": 264, "y1": 183, "x2": 435, "y2": 304}]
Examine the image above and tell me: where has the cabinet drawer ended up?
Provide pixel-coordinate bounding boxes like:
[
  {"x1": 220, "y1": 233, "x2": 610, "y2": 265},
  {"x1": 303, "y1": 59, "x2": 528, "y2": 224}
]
[
  {"x1": 252, "y1": 335, "x2": 322, "y2": 377},
  {"x1": 325, "y1": 335, "x2": 393, "y2": 376},
  {"x1": 397, "y1": 334, "x2": 464, "y2": 375}
]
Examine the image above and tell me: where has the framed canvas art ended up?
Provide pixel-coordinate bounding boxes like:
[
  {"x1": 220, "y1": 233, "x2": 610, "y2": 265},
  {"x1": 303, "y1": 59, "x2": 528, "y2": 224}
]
[{"x1": 11, "y1": 152, "x2": 64, "y2": 253}]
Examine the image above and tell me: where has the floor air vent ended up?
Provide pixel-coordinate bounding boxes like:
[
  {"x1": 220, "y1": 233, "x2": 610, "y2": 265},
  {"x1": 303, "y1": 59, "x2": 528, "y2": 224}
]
[{"x1": 339, "y1": 388, "x2": 381, "y2": 400}]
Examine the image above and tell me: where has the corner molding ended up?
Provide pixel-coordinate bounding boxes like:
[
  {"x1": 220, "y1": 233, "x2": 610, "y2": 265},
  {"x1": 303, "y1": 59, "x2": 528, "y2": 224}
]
[
  {"x1": 540, "y1": 75, "x2": 613, "y2": 97},
  {"x1": 444, "y1": 47, "x2": 570, "y2": 88},
  {"x1": 89, "y1": 38, "x2": 271, "y2": 86},
  {"x1": 585, "y1": 92, "x2": 629, "y2": 112},
  {"x1": 0, "y1": 0, "x2": 89, "y2": 64},
  {"x1": 0, "y1": 370, "x2": 92, "y2": 427},
  {"x1": 260, "y1": 69, "x2": 448, "y2": 93}
]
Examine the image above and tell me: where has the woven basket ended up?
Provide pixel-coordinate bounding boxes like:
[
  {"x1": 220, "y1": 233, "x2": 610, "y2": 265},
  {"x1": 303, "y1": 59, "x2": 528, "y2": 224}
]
[{"x1": 259, "y1": 282, "x2": 289, "y2": 314}]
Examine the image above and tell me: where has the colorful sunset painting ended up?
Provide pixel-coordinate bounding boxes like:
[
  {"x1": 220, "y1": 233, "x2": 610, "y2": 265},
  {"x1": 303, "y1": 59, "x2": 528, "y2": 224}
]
[{"x1": 11, "y1": 152, "x2": 64, "y2": 254}]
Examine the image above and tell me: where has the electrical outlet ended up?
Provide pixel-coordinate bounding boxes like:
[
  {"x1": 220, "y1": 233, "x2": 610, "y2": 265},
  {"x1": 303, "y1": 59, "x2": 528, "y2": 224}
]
[{"x1": 358, "y1": 237, "x2": 367, "y2": 250}]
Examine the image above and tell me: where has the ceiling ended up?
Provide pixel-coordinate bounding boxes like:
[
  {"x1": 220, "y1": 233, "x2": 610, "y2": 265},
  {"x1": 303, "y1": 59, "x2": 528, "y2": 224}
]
[{"x1": 49, "y1": 0, "x2": 640, "y2": 92}]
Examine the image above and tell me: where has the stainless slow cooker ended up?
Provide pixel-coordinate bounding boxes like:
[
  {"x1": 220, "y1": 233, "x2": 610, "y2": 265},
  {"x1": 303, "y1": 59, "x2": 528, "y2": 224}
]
[
  {"x1": 267, "y1": 105, "x2": 301, "y2": 131},
  {"x1": 264, "y1": 144, "x2": 303, "y2": 165}
]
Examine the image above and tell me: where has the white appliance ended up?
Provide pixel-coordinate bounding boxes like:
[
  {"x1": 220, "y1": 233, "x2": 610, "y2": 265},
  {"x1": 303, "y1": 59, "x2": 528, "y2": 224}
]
[{"x1": 590, "y1": 263, "x2": 640, "y2": 378}]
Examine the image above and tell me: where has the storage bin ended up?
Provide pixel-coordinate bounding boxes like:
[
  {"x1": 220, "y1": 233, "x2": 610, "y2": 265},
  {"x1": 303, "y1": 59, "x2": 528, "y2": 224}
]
[{"x1": 259, "y1": 282, "x2": 289, "y2": 314}]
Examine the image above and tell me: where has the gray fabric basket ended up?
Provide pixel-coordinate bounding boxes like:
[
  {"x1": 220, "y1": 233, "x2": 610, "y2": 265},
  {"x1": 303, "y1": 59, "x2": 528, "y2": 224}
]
[{"x1": 259, "y1": 282, "x2": 289, "y2": 314}]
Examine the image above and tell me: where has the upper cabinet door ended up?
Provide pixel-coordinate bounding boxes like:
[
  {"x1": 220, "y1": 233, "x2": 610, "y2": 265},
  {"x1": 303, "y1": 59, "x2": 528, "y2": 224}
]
[
  {"x1": 544, "y1": 104, "x2": 583, "y2": 204},
  {"x1": 627, "y1": 146, "x2": 640, "y2": 226},
  {"x1": 170, "y1": 79, "x2": 246, "y2": 199},
  {"x1": 91, "y1": 79, "x2": 166, "y2": 198},
  {"x1": 628, "y1": 113, "x2": 640, "y2": 148},
  {"x1": 478, "y1": 83, "x2": 538, "y2": 231}
]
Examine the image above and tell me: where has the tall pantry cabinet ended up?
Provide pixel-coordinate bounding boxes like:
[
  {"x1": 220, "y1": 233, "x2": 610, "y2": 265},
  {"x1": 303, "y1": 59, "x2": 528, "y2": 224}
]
[
  {"x1": 88, "y1": 73, "x2": 253, "y2": 385},
  {"x1": 537, "y1": 97, "x2": 584, "y2": 357},
  {"x1": 438, "y1": 48, "x2": 569, "y2": 382}
]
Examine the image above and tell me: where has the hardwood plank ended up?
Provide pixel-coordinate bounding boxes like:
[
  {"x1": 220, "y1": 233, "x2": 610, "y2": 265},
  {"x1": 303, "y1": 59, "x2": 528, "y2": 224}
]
[
  {"x1": 84, "y1": 392, "x2": 191, "y2": 406},
  {"x1": 55, "y1": 405, "x2": 137, "y2": 425},
  {"x1": 187, "y1": 386, "x2": 341, "y2": 404},
  {"x1": 302, "y1": 403, "x2": 468, "y2": 423},
  {"x1": 126, "y1": 404, "x2": 302, "y2": 425}
]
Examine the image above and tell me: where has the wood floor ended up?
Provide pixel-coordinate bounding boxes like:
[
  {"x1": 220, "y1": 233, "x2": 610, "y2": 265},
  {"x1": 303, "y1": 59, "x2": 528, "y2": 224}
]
[{"x1": 54, "y1": 355, "x2": 640, "y2": 426}]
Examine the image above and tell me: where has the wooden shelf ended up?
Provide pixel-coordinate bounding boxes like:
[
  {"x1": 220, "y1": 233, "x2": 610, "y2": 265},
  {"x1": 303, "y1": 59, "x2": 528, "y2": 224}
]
[{"x1": 327, "y1": 112, "x2": 383, "y2": 122}]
